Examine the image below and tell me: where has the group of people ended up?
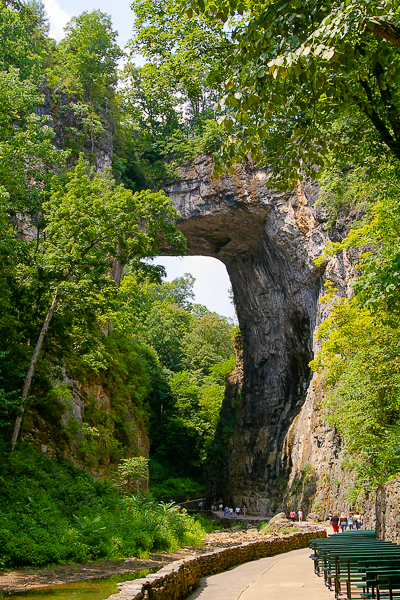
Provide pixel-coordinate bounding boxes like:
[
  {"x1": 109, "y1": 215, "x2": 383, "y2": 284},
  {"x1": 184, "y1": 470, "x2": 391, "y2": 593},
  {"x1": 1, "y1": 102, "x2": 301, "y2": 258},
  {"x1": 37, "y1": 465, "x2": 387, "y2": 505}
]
[
  {"x1": 210, "y1": 501, "x2": 248, "y2": 518},
  {"x1": 330, "y1": 511, "x2": 362, "y2": 533},
  {"x1": 289, "y1": 509, "x2": 304, "y2": 521}
]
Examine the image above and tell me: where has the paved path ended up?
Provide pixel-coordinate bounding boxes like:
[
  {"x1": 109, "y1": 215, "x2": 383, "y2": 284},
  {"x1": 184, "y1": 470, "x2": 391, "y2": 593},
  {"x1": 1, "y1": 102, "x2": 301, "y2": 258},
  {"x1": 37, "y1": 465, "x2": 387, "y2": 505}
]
[{"x1": 187, "y1": 547, "x2": 332, "y2": 600}]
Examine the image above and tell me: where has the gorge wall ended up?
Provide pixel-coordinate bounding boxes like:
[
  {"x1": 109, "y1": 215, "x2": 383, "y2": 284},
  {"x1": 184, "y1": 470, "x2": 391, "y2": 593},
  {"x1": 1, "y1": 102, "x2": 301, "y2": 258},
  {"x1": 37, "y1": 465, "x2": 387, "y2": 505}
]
[
  {"x1": 362, "y1": 477, "x2": 400, "y2": 542},
  {"x1": 164, "y1": 156, "x2": 358, "y2": 516}
]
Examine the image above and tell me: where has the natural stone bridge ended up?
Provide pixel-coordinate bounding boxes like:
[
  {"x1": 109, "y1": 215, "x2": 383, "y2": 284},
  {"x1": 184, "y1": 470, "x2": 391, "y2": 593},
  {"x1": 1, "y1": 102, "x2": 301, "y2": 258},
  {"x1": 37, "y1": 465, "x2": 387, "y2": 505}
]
[{"x1": 164, "y1": 156, "x2": 354, "y2": 516}]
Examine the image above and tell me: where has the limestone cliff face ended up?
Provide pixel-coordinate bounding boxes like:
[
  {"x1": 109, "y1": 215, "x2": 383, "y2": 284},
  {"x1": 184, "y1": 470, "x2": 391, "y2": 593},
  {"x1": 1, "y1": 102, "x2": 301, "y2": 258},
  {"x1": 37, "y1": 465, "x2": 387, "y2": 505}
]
[
  {"x1": 164, "y1": 156, "x2": 358, "y2": 516},
  {"x1": 363, "y1": 478, "x2": 400, "y2": 542},
  {"x1": 37, "y1": 80, "x2": 114, "y2": 172},
  {"x1": 23, "y1": 372, "x2": 150, "y2": 477}
]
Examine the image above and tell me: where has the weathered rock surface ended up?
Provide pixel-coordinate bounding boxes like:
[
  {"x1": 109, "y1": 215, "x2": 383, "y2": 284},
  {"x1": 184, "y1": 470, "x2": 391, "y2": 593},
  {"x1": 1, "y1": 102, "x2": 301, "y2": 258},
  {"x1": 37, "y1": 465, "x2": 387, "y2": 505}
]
[
  {"x1": 268, "y1": 512, "x2": 288, "y2": 524},
  {"x1": 363, "y1": 477, "x2": 400, "y2": 542},
  {"x1": 203, "y1": 521, "x2": 321, "y2": 547},
  {"x1": 37, "y1": 79, "x2": 115, "y2": 172},
  {"x1": 164, "y1": 156, "x2": 359, "y2": 516}
]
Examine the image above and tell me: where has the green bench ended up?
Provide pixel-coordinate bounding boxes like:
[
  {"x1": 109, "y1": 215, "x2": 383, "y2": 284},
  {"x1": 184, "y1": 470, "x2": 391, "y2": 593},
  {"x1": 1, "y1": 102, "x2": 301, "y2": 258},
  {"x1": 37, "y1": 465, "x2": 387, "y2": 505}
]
[{"x1": 309, "y1": 531, "x2": 400, "y2": 600}]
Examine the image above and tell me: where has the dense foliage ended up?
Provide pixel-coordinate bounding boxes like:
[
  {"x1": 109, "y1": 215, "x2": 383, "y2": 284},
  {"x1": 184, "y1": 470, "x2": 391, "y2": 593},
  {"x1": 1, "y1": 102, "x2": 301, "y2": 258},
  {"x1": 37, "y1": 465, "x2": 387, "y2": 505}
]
[
  {"x1": 189, "y1": 0, "x2": 400, "y2": 188},
  {"x1": 0, "y1": 444, "x2": 204, "y2": 567},
  {"x1": 113, "y1": 0, "x2": 231, "y2": 189},
  {"x1": 311, "y1": 161, "x2": 400, "y2": 500},
  {"x1": 115, "y1": 274, "x2": 235, "y2": 489}
]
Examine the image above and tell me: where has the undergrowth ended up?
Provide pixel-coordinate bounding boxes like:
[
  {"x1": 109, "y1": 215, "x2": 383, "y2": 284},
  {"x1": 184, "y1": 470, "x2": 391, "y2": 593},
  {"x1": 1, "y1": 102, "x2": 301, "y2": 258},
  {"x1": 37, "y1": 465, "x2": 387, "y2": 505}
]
[
  {"x1": 150, "y1": 476, "x2": 205, "y2": 500},
  {"x1": 0, "y1": 444, "x2": 205, "y2": 568}
]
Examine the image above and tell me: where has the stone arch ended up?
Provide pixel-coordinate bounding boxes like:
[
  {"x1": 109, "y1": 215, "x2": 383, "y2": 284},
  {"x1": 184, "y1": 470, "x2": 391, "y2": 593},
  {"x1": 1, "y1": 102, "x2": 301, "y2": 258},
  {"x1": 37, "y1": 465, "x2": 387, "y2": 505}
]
[{"x1": 164, "y1": 156, "x2": 331, "y2": 515}]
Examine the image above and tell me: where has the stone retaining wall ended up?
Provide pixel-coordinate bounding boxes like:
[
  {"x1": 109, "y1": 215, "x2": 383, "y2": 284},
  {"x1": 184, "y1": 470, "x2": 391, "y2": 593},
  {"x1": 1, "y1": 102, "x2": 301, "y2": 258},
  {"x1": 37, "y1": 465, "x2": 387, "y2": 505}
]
[{"x1": 108, "y1": 529, "x2": 326, "y2": 600}]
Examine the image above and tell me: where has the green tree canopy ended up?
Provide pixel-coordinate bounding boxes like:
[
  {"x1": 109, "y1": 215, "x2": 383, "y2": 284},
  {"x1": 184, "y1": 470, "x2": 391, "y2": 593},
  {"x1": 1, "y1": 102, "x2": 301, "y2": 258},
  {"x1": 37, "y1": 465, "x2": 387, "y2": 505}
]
[
  {"x1": 10, "y1": 157, "x2": 186, "y2": 449},
  {"x1": 0, "y1": 69, "x2": 62, "y2": 209},
  {"x1": 188, "y1": 0, "x2": 400, "y2": 188},
  {"x1": 181, "y1": 312, "x2": 234, "y2": 375},
  {"x1": 0, "y1": 0, "x2": 52, "y2": 79},
  {"x1": 57, "y1": 10, "x2": 122, "y2": 102},
  {"x1": 129, "y1": 0, "x2": 229, "y2": 123}
]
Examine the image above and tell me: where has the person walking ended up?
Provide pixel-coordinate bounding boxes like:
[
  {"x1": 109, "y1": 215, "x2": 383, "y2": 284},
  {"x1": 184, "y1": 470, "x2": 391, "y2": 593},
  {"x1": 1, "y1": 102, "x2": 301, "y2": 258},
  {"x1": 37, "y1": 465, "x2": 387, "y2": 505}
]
[
  {"x1": 339, "y1": 512, "x2": 348, "y2": 533},
  {"x1": 298, "y1": 509, "x2": 303, "y2": 522},
  {"x1": 330, "y1": 512, "x2": 340, "y2": 534},
  {"x1": 353, "y1": 512, "x2": 361, "y2": 530},
  {"x1": 290, "y1": 510, "x2": 296, "y2": 522},
  {"x1": 235, "y1": 506, "x2": 241, "y2": 518},
  {"x1": 219, "y1": 502, "x2": 223, "y2": 514},
  {"x1": 242, "y1": 505, "x2": 247, "y2": 517},
  {"x1": 348, "y1": 512, "x2": 354, "y2": 530}
]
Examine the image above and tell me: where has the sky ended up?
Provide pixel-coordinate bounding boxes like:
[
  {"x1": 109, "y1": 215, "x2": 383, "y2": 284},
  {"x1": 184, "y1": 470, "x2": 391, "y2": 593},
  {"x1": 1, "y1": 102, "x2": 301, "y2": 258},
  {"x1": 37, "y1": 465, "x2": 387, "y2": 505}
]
[{"x1": 42, "y1": 0, "x2": 235, "y2": 320}]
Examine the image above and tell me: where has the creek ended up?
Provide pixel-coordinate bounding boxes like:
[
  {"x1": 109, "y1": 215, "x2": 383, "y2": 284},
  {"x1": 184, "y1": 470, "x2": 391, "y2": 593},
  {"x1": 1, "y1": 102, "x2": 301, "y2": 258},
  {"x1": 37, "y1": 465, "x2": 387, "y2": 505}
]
[{"x1": 0, "y1": 569, "x2": 156, "y2": 600}]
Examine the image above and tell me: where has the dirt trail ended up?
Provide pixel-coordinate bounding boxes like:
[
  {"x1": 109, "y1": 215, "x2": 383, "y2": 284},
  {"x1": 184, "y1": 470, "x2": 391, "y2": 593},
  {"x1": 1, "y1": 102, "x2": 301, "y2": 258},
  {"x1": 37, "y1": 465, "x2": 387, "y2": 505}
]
[{"x1": 0, "y1": 556, "x2": 170, "y2": 593}]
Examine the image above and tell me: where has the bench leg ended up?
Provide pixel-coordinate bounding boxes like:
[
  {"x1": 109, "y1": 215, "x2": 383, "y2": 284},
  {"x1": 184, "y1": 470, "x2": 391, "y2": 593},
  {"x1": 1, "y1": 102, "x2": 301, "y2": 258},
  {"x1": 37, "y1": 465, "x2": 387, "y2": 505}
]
[
  {"x1": 346, "y1": 559, "x2": 351, "y2": 600},
  {"x1": 335, "y1": 558, "x2": 341, "y2": 598}
]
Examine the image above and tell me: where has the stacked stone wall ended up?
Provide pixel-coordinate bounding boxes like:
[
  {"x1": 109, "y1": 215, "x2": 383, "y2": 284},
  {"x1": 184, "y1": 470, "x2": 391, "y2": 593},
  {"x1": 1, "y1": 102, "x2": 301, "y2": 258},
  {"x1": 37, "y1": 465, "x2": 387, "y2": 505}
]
[{"x1": 108, "y1": 529, "x2": 326, "y2": 600}]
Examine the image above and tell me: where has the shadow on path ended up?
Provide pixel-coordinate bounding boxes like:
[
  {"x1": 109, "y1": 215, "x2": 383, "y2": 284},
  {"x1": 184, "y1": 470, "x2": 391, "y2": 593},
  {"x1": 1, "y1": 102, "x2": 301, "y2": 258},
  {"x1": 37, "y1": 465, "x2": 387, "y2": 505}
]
[{"x1": 186, "y1": 547, "x2": 332, "y2": 600}]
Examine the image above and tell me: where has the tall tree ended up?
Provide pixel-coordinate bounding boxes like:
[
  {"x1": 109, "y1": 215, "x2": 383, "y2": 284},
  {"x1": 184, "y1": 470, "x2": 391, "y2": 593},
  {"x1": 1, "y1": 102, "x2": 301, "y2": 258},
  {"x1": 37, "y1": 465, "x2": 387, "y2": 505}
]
[
  {"x1": 0, "y1": 0, "x2": 52, "y2": 79},
  {"x1": 129, "y1": 0, "x2": 230, "y2": 123},
  {"x1": 57, "y1": 10, "x2": 122, "y2": 102}
]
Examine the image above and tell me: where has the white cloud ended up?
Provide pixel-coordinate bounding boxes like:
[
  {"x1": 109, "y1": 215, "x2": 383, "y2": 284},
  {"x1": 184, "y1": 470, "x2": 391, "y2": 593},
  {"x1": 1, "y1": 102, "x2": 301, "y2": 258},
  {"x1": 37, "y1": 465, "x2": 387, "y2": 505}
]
[{"x1": 44, "y1": 0, "x2": 71, "y2": 41}]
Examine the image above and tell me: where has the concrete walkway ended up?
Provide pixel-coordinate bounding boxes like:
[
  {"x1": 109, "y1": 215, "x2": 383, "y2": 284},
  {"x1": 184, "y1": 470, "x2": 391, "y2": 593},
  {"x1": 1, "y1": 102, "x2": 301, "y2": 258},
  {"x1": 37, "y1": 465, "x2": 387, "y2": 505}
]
[{"x1": 187, "y1": 547, "x2": 332, "y2": 600}]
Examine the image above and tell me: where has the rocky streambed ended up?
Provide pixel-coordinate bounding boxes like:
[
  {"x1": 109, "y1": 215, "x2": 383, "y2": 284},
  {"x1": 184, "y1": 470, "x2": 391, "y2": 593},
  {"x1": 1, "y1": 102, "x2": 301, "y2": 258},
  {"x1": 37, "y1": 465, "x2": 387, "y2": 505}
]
[{"x1": 201, "y1": 520, "x2": 323, "y2": 549}]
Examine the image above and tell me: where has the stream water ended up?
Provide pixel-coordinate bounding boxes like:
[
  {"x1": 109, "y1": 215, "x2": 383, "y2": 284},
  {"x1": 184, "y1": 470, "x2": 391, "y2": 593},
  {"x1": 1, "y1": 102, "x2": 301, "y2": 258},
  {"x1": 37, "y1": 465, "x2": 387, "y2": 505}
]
[{"x1": 0, "y1": 569, "x2": 156, "y2": 600}]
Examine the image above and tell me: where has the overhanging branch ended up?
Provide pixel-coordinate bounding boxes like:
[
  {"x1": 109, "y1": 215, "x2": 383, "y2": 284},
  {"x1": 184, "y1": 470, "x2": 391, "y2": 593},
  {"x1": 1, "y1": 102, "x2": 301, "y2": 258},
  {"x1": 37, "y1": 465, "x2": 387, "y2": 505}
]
[{"x1": 365, "y1": 19, "x2": 400, "y2": 49}]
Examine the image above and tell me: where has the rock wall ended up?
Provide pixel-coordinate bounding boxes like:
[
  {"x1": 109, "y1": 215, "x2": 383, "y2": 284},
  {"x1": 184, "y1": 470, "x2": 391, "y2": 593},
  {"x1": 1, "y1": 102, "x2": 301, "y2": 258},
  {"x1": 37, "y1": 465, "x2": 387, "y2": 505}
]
[
  {"x1": 22, "y1": 369, "x2": 150, "y2": 476},
  {"x1": 107, "y1": 529, "x2": 326, "y2": 600},
  {"x1": 363, "y1": 477, "x2": 400, "y2": 542},
  {"x1": 164, "y1": 157, "x2": 360, "y2": 516},
  {"x1": 38, "y1": 79, "x2": 115, "y2": 172}
]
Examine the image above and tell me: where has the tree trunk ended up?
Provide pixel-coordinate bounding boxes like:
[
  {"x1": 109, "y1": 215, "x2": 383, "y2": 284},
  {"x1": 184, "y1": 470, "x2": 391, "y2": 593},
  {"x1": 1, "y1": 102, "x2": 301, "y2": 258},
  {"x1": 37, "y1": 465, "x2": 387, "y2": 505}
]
[{"x1": 11, "y1": 289, "x2": 61, "y2": 451}]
